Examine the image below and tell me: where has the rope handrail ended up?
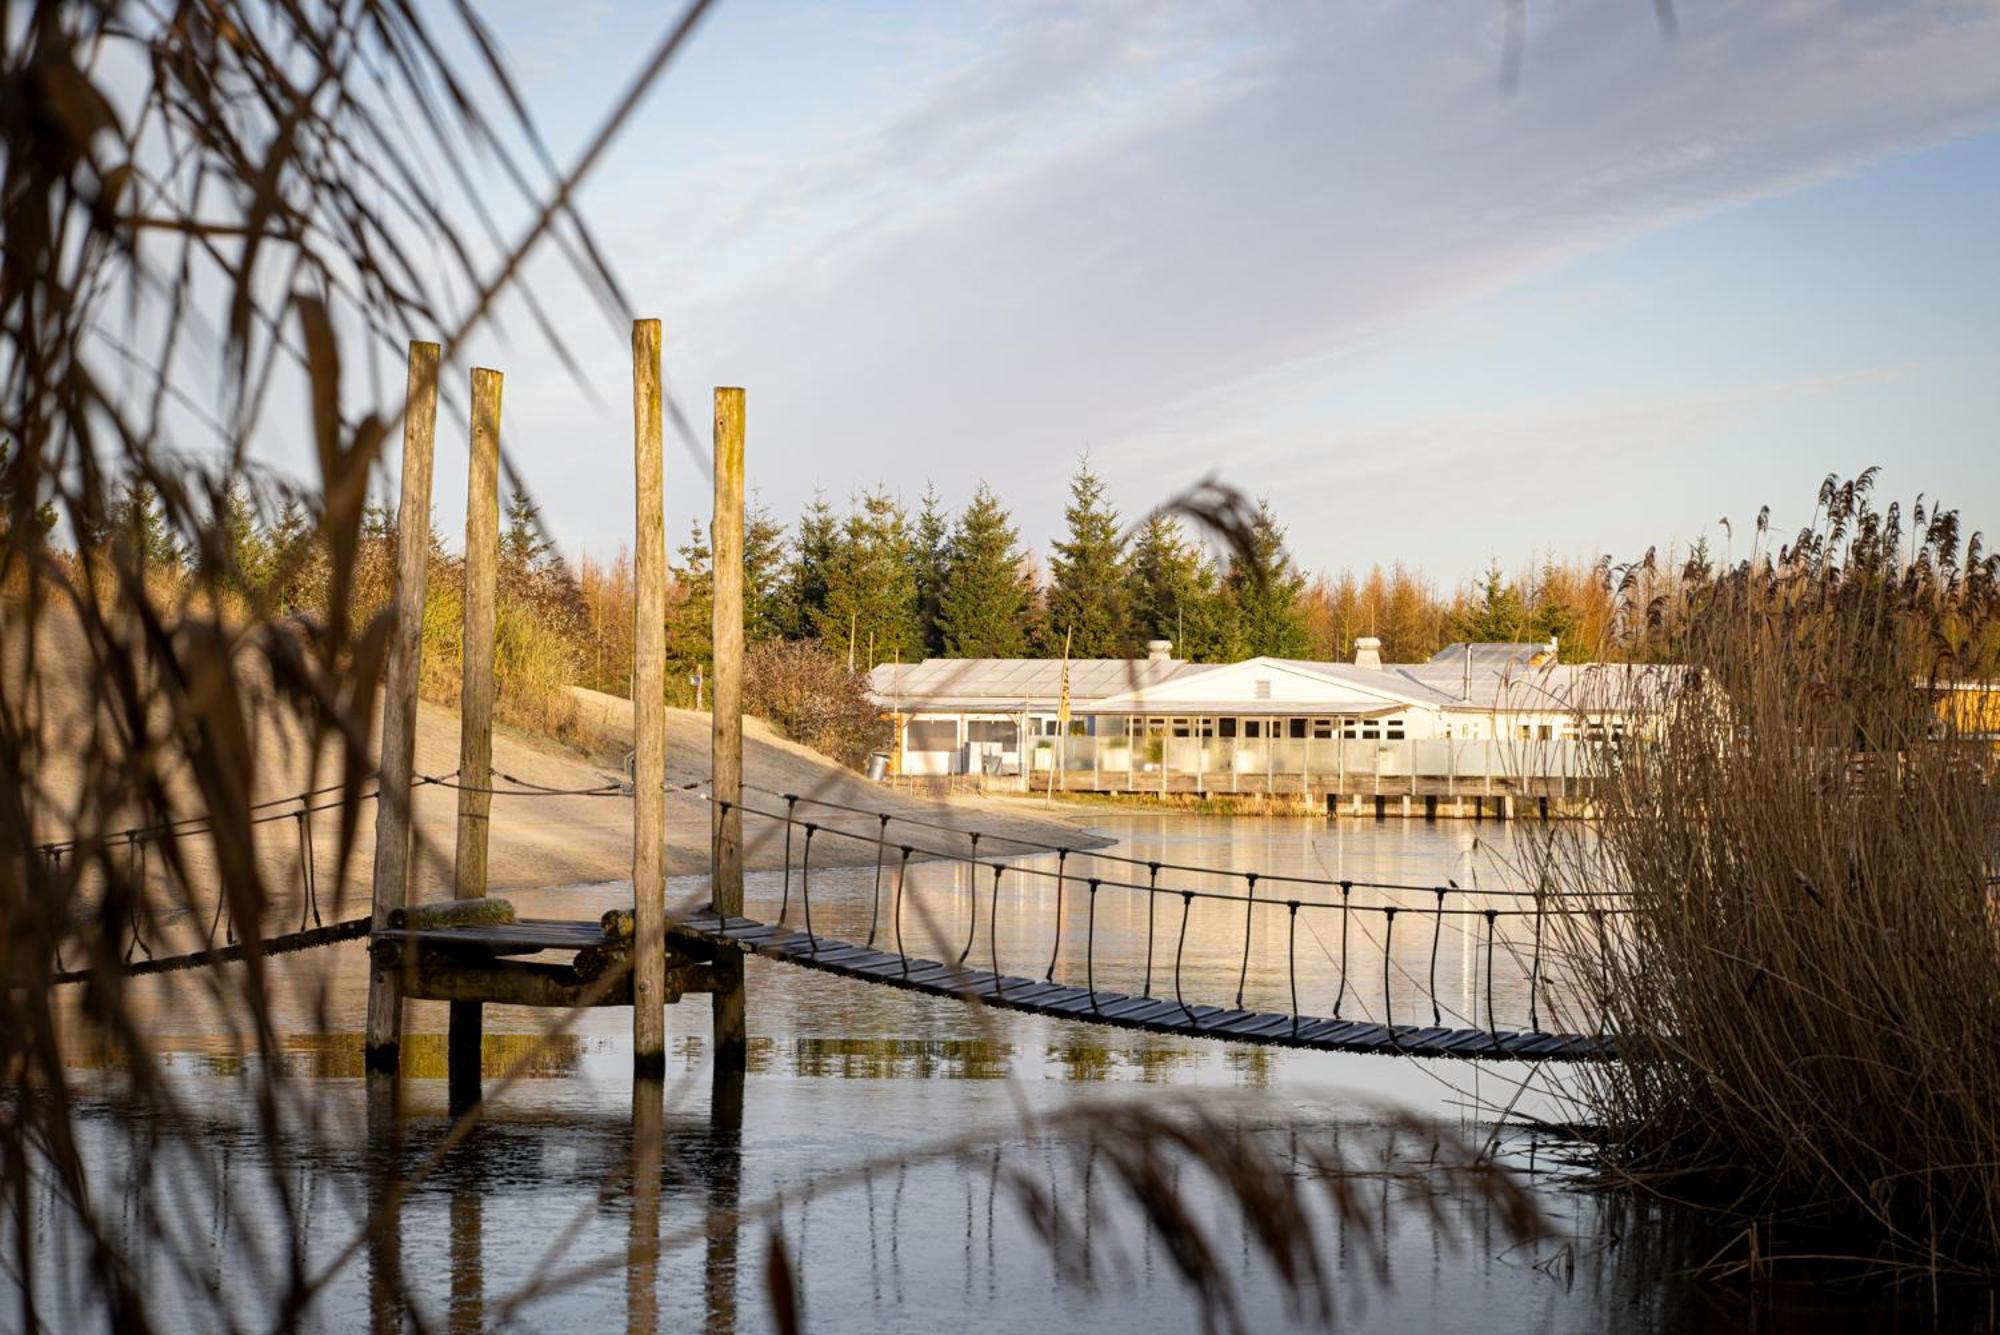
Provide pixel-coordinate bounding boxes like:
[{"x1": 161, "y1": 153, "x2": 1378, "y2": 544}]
[
  {"x1": 735, "y1": 780, "x2": 1617, "y2": 901},
  {"x1": 718, "y1": 795, "x2": 1626, "y2": 920}
]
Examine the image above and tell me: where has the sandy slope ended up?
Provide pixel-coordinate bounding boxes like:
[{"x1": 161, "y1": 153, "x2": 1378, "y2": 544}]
[{"x1": 11, "y1": 609, "x2": 1098, "y2": 933}]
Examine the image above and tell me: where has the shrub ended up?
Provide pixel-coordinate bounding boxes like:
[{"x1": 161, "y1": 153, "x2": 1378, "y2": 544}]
[{"x1": 743, "y1": 637, "x2": 889, "y2": 769}]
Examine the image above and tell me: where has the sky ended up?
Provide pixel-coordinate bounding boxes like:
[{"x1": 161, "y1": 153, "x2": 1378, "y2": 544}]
[{"x1": 324, "y1": 1, "x2": 2000, "y2": 583}]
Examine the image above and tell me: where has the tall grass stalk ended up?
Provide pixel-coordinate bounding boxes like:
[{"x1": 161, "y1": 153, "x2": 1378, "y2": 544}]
[{"x1": 1537, "y1": 471, "x2": 2000, "y2": 1277}]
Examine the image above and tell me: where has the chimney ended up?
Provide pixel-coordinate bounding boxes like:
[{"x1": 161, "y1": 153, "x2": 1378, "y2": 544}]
[
  {"x1": 1146, "y1": 639, "x2": 1173, "y2": 663},
  {"x1": 1353, "y1": 636, "x2": 1382, "y2": 670}
]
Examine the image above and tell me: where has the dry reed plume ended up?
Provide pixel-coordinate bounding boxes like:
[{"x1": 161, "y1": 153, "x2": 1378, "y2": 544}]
[{"x1": 1537, "y1": 470, "x2": 2000, "y2": 1279}]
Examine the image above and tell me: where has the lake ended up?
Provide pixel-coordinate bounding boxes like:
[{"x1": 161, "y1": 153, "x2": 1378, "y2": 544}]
[{"x1": 39, "y1": 814, "x2": 1902, "y2": 1331}]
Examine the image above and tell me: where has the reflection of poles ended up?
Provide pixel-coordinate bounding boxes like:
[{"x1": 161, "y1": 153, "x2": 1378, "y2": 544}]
[
  {"x1": 450, "y1": 365, "x2": 502, "y2": 1115},
  {"x1": 448, "y1": 1145, "x2": 484, "y2": 1334},
  {"x1": 366, "y1": 1081, "x2": 407, "y2": 1335},
  {"x1": 628, "y1": 1077, "x2": 663, "y2": 1335},
  {"x1": 704, "y1": 1065, "x2": 745, "y2": 1335}
]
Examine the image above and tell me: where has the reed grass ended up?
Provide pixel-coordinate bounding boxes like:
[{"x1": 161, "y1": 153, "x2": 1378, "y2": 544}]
[{"x1": 1537, "y1": 471, "x2": 2000, "y2": 1278}]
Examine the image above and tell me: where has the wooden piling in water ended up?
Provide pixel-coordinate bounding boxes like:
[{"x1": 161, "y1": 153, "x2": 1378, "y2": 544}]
[
  {"x1": 449, "y1": 366, "x2": 502, "y2": 1109},
  {"x1": 710, "y1": 387, "x2": 747, "y2": 1065},
  {"x1": 631, "y1": 320, "x2": 669, "y2": 1076},
  {"x1": 365, "y1": 340, "x2": 440, "y2": 1075}
]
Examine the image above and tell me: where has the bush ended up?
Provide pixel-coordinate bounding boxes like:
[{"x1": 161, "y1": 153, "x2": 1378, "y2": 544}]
[{"x1": 743, "y1": 638, "x2": 888, "y2": 769}]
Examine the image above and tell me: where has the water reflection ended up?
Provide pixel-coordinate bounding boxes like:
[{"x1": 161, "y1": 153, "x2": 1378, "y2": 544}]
[{"x1": 32, "y1": 816, "x2": 1987, "y2": 1330}]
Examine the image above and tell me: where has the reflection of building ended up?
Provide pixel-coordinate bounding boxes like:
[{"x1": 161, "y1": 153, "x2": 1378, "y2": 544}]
[{"x1": 868, "y1": 637, "x2": 1674, "y2": 810}]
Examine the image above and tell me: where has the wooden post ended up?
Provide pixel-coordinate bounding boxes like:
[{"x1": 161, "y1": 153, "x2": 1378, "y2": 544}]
[
  {"x1": 449, "y1": 366, "x2": 502, "y2": 1110},
  {"x1": 710, "y1": 386, "x2": 747, "y2": 1067},
  {"x1": 632, "y1": 320, "x2": 668, "y2": 1076},
  {"x1": 365, "y1": 340, "x2": 440, "y2": 1075}
]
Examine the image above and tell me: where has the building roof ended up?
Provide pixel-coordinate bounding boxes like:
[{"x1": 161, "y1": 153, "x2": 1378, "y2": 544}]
[
  {"x1": 867, "y1": 657, "x2": 1189, "y2": 711},
  {"x1": 871, "y1": 649, "x2": 1682, "y2": 716},
  {"x1": 1427, "y1": 641, "x2": 1556, "y2": 669}
]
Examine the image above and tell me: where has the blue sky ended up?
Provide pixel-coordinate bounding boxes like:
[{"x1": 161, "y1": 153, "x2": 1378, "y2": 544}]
[{"x1": 384, "y1": 1, "x2": 2000, "y2": 583}]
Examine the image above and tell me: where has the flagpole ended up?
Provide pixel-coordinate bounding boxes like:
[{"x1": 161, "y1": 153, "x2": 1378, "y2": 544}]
[{"x1": 1046, "y1": 625, "x2": 1071, "y2": 807}]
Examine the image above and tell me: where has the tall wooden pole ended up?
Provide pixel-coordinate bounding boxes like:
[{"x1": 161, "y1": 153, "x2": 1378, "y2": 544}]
[
  {"x1": 710, "y1": 387, "x2": 747, "y2": 1065},
  {"x1": 631, "y1": 320, "x2": 668, "y2": 1076},
  {"x1": 365, "y1": 340, "x2": 440, "y2": 1075},
  {"x1": 449, "y1": 366, "x2": 502, "y2": 1110}
]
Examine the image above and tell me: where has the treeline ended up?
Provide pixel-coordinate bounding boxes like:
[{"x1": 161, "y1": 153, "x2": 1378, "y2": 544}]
[{"x1": 572, "y1": 458, "x2": 1713, "y2": 702}]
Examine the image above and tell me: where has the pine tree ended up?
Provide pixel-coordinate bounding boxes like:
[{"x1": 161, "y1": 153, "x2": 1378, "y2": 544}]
[
  {"x1": 214, "y1": 483, "x2": 272, "y2": 598},
  {"x1": 266, "y1": 497, "x2": 314, "y2": 612},
  {"x1": 1225, "y1": 499, "x2": 1310, "y2": 658},
  {"x1": 743, "y1": 498, "x2": 790, "y2": 643},
  {"x1": 502, "y1": 483, "x2": 554, "y2": 574},
  {"x1": 937, "y1": 483, "x2": 1032, "y2": 657},
  {"x1": 1045, "y1": 457, "x2": 1129, "y2": 657},
  {"x1": 912, "y1": 483, "x2": 951, "y2": 657},
  {"x1": 112, "y1": 478, "x2": 182, "y2": 571},
  {"x1": 783, "y1": 490, "x2": 838, "y2": 640},
  {"x1": 816, "y1": 487, "x2": 921, "y2": 667},
  {"x1": 1126, "y1": 512, "x2": 1232, "y2": 661},
  {"x1": 1455, "y1": 562, "x2": 1531, "y2": 644},
  {"x1": 666, "y1": 518, "x2": 713, "y2": 696}
]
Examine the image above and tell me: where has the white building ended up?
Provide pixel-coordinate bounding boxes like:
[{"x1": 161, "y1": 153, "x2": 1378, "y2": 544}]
[{"x1": 867, "y1": 638, "x2": 1672, "y2": 804}]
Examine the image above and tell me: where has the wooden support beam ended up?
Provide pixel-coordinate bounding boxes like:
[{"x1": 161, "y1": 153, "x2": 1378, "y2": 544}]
[
  {"x1": 631, "y1": 319, "x2": 669, "y2": 1076},
  {"x1": 404, "y1": 954, "x2": 639, "y2": 1008},
  {"x1": 710, "y1": 387, "x2": 747, "y2": 1065},
  {"x1": 365, "y1": 340, "x2": 440, "y2": 1075},
  {"x1": 450, "y1": 365, "x2": 502, "y2": 1111}
]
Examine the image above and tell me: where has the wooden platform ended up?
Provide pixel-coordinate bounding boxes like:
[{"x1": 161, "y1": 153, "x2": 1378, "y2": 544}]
[{"x1": 669, "y1": 910, "x2": 1613, "y2": 1062}]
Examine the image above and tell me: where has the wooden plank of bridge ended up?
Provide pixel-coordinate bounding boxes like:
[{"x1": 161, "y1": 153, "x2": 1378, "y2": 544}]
[
  {"x1": 710, "y1": 386, "x2": 747, "y2": 1069},
  {"x1": 632, "y1": 318, "x2": 669, "y2": 1077},
  {"x1": 365, "y1": 340, "x2": 440, "y2": 1076},
  {"x1": 449, "y1": 365, "x2": 502, "y2": 1112}
]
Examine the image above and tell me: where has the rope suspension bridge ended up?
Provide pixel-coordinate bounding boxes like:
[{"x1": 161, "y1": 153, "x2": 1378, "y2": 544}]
[
  {"x1": 29, "y1": 332, "x2": 1624, "y2": 1114},
  {"x1": 41, "y1": 766, "x2": 1620, "y2": 1062}
]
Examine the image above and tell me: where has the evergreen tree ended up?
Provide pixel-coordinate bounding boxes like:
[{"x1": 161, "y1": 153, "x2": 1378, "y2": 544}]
[
  {"x1": 783, "y1": 490, "x2": 838, "y2": 640},
  {"x1": 1225, "y1": 499, "x2": 1310, "y2": 658},
  {"x1": 502, "y1": 483, "x2": 554, "y2": 573},
  {"x1": 816, "y1": 487, "x2": 921, "y2": 667},
  {"x1": 666, "y1": 519, "x2": 713, "y2": 695},
  {"x1": 215, "y1": 483, "x2": 272, "y2": 598},
  {"x1": 1126, "y1": 512, "x2": 1232, "y2": 661},
  {"x1": 743, "y1": 498, "x2": 790, "y2": 643},
  {"x1": 266, "y1": 497, "x2": 314, "y2": 612},
  {"x1": 1455, "y1": 561, "x2": 1531, "y2": 643},
  {"x1": 1045, "y1": 457, "x2": 1129, "y2": 657},
  {"x1": 937, "y1": 483, "x2": 1033, "y2": 657},
  {"x1": 112, "y1": 478, "x2": 182, "y2": 571},
  {"x1": 912, "y1": 483, "x2": 951, "y2": 656}
]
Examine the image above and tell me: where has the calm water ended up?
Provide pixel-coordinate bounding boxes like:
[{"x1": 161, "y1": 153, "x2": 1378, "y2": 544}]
[{"x1": 34, "y1": 815, "x2": 1967, "y2": 1331}]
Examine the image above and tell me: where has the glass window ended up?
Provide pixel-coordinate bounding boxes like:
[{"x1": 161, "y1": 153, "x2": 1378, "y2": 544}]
[
  {"x1": 1243, "y1": 719, "x2": 1263, "y2": 739},
  {"x1": 1386, "y1": 717, "x2": 1405, "y2": 740},
  {"x1": 1311, "y1": 718, "x2": 1334, "y2": 739},
  {"x1": 907, "y1": 720, "x2": 957, "y2": 751},
  {"x1": 1171, "y1": 717, "x2": 1191, "y2": 738},
  {"x1": 966, "y1": 720, "x2": 1015, "y2": 744},
  {"x1": 1218, "y1": 717, "x2": 1238, "y2": 739},
  {"x1": 1289, "y1": 718, "x2": 1307, "y2": 739}
]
